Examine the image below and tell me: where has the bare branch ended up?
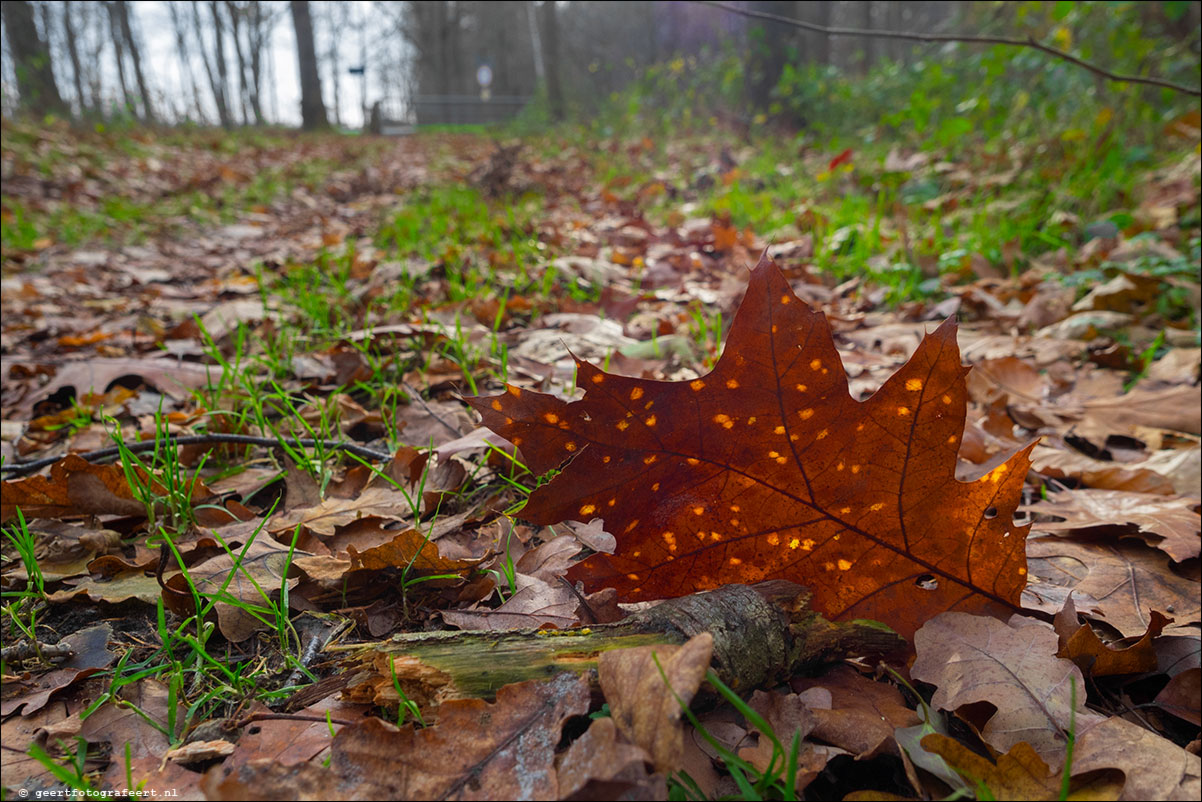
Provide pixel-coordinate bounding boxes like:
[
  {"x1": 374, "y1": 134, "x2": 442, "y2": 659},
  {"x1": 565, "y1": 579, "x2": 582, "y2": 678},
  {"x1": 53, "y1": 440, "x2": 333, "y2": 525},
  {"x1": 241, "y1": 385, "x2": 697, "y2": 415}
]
[
  {"x1": 694, "y1": 0, "x2": 1200, "y2": 98},
  {"x1": 0, "y1": 435, "x2": 393, "y2": 478}
]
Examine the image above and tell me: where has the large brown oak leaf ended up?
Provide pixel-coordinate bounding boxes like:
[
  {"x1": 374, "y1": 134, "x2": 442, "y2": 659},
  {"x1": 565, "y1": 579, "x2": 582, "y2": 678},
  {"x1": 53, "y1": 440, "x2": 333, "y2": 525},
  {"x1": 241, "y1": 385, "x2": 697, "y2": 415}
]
[{"x1": 469, "y1": 254, "x2": 1034, "y2": 640}]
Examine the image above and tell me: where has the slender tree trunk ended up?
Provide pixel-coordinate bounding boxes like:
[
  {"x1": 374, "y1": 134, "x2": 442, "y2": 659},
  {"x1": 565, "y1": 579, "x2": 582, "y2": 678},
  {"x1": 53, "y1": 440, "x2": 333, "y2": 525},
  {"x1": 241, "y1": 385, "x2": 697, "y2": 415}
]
[
  {"x1": 167, "y1": 2, "x2": 202, "y2": 122},
  {"x1": 244, "y1": 1, "x2": 266, "y2": 124},
  {"x1": 527, "y1": 2, "x2": 544, "y2": 85},
  {"x1": 2, "y1": 0, "x2": 69, "y2": 116},
  {"x1": 267, "y1": 23, "x2": 280, "y2": 122},
  {"x1": 116, "y1": 1, "x2": 155, "y2": 122},
  {"x1": 61, "y1": 2, "x2": 89, "y2": 116},
  {"x1": 105, "y1": 1, "x2": 134, "y2": 116},
  {"x1": 815, "y1": 1, "x2": 831, "y2": 66},
  {"x1": 290, "y1": 0, "x2": 329, "y2": 129},
  {"x1": 224, "y1": 1, "x2": 253, "y2": 124},
  {"x1": 209, "y1": 1, "x2": 240, "y2": 124},
  {"x1": 859, "y1": 1, "x2": 874, "y2": 73},
  {"x1": 192, "y1": 0, "x2": 232, "y2": 127},
  {"x1": 325, "y1": 3, "x2": 343, "y2": 127},
  {"x1": 886, "y1": 2, "x2": 902, "y2": 61},
  {"x1": 539, "y1": 0, "x2": 564, "y2": 121},
  {"x1": 82, "y1": 4, "x2": 106, "y2": 112},
  {"x1": 746, "y1": 1, "x2": 795, "y2": 110}
]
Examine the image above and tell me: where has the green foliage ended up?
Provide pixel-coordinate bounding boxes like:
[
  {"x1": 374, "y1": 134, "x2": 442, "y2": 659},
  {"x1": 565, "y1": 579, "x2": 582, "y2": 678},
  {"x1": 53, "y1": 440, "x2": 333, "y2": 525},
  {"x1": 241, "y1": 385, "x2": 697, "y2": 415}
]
[
  {"x1": 2, "y1": 510, "x2": 46, "y2": 664},
  {"x1": 776, "y1": 1, "x2": 1196, "y2": 150},
  {"x1": 579, "y1": 5, "x2": 1197, "y2": 309}
]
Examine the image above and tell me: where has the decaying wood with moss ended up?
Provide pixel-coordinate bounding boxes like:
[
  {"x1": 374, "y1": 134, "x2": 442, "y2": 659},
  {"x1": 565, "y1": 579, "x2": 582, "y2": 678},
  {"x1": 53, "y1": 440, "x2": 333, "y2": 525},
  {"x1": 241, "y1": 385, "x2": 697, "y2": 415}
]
[{"x1": 337, "y1": 582, "x2": 905, "y2": 708}]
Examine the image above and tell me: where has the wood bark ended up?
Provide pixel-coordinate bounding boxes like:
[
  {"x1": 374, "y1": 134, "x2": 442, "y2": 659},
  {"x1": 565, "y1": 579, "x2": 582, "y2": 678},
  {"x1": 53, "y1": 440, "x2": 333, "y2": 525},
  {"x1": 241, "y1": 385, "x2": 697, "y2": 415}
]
[
  {"x1": 1, "y1": 0, "x2": 68, "y2": 116},
  {"x1": 167, "y1": 1, "x2": 204, "y2": 123},
  {"x1": 290, "y1": 0, "x2": 328, "y2": 130},
  {"x1": 746, "y1": 1, "x2": 795, "y2": 110},
  {"x1": 338, "y1": 583, "x2": 905, "y2": 705},
  {"x1": 60, "y1": 2, "x2": 89, "y2": 116},
  {"x1": 231, "y1": 0, "x2": 270, "y2": 125},
  {"x1": 192, "y1": 0, "x2": 232, "y2": 127},
  {"x1": 116, "y1": 1, "x2": 155, "y2": 122},
  {"x1": 104, "y1": 1, "x2": 134, "y2": 115},
  {"x1": 539, "y1": 0, "x2": 564, "y2": 121},
  {"x1": 209, "y1": 1, "x2": 238, "y2": 124},
  {"x1": 224, "y1": 1, "x2": 252, "y2": 124},
  {"x1": 859, "y1": 0, "x2": 874, "y2": 73}
]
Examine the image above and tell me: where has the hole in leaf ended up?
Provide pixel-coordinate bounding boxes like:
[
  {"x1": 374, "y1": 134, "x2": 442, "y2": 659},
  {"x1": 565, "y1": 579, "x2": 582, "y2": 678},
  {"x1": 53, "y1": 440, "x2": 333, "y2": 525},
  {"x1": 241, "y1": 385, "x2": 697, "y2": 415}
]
[
  {"x1": 915, "y1": 574, "x2": 938, "y2": 591},
  {"x1": 984, "y1": 507, "x2": 998, "y2": 519}
]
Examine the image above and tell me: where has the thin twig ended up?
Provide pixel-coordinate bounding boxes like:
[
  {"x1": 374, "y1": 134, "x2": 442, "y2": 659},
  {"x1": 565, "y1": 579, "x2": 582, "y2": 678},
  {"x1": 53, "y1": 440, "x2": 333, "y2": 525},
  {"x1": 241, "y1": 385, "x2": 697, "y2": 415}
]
[
  {"x1": 233, "y1": 711, "x2": 360, "y2": 729},
  {"x1": 0, "y1": 434, "x2": 393, "y2": 478},
  {"x1": 693, "y1": 0, "x2": 1200, "y2": 97}
]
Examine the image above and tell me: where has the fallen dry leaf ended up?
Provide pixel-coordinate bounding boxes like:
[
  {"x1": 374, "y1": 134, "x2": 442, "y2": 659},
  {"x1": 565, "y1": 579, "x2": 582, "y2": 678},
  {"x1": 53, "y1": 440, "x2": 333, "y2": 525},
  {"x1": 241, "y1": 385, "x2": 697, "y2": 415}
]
[
  {"x1": 735, "y1": 690, "x2": 832, "y2": 793},
  {"x1": 790, "y1": 664, "x2": 919, "y2": 759},
  {"x1": 0, "y1": 454, "x2": 216, "y2": 522},
  {"x1": 163, "y1": 536, "x2": 306, "y2": 642},
  {"x1": 1022, "y1": 488, "x2": 1200, "y2": 562},
  {"x1": 472, "y1": 254, "x2": 1033, "y2": 641},
  {"x1": 919, "y1": 732, "x2": 1123, "y2": 801},
  {"x1": 1025, "y1": 537, "x2": 1199, "y2": 637},
  {"x1": 267, "y1": 485, "x2": 411, "y2": 536},
  {"x1": 11, "y1": 356, "x2": 228, "y2": 416},
  {"x1": 441, "y1": 574, "x2": 580, "y2": 630},
  {"x1": 1054, "y1": 595, "x2": 1171, "y2": 676},
  {"x1": 598, "y1": 632, "x2": 714, "y2": 774},
  {"x1": 0, "y1": 623, "x2": 117, "y2": 716},
  {"x1": 1155, "y1": 668, "x2": 1201, "y2": 726},
  {"x1": 203, "y1": 674, "x2": 590, "y2": 800},
  {"x1": 1072, "y1": 715, "x2": 1202, "y2": 801},
  {"x1": 911, "y1": 612, "x2": 1105, "y2": 763},
  {"x1": 1030, "y1": 446, "x2": 1179, "y2": 495},
  {"x1": 555, "y1": 717, "x2": 664, "y2": 801}
]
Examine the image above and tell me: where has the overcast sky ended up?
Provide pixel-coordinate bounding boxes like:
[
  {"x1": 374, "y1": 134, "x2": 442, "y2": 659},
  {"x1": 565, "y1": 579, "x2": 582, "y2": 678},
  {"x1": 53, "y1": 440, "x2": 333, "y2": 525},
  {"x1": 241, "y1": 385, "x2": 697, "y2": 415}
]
[{"x1": 146, "y1": 1, "x2": 381, "y2": 127}]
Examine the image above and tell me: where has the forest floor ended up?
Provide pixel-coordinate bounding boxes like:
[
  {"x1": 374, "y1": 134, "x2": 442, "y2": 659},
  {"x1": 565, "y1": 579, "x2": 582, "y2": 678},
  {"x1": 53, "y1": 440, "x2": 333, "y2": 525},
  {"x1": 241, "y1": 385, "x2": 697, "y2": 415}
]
[{"x1": 1, "y1": 117, "x2": 1199, "y2": 800}]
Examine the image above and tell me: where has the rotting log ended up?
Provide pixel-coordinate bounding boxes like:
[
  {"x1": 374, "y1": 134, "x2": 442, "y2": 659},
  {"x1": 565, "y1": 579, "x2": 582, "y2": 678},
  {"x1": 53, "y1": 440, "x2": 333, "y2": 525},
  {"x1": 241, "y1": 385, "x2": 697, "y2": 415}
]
[{"x1": 336, "y1": 582, "x2": 906, "y2": 706}]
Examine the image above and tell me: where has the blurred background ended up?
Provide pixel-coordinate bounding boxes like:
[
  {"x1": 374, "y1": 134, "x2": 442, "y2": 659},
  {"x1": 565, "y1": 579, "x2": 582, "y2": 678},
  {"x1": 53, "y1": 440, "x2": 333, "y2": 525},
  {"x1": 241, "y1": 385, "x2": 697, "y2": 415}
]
[{"x1": 3, "y1": 1, "x2": 1199, "y2": 140}]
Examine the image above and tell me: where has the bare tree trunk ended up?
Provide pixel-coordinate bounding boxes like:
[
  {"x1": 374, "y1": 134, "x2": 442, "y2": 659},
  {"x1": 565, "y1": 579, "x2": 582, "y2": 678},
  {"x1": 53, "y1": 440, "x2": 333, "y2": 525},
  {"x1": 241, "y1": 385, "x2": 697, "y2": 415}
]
[
  {"x1": 886, "y1": 2, "x2": 903, "y2": 61},
  {"x1": 444, "y1": 2, "x2": 461, "y2": 94},
  {"x1": 61, "y1": 2, "x2": 90, "y2": 116},
  {"x1": 224, "y1": 1, "x2": 253, "y2": 124},
  {"x1": 859, "y1": 1, "x2": 874, "y2": 73},
  {"x1": 527, "y1": 2, "x2": 544, "y2": 85},
  {"x1": 2, "y1": 0, "x2": 69, "y2": 116},
  {"x1": 539, "y1": 0, "x2": 564, "y2": 121},
  {"x1": 209, "y1": 1, "x2": 240, "y2": 124},
  {"x1": 290, "y1": 0, "x2": 329, "y2": 130},
  {"x1": 116, "y1": 1, "x2": 155, "y2": 122},
  {"x1": 243, "y1": 0, "x2": 269, "y2": 125},
  {"x1": 746, "y1": 1, "x2": 795, "y2": 110},
  {"x1": 82, "y1": 4, "x2": 106, "y2": 112},
  {"x1": 324, "y1": 2, "x2": 347, "y2": 127},
  {"x1": 104, "y1": 1, "x2": 135, "y2": 116},
  {"x1": 167, "y1": 2, "x2": 203, "y2": 122},
  {"x1": 266, "y1": 21, "x2": 279, "y2": 122},
  {"x1": 192, "y1": 0, "x2": 232, "y2": 127}
]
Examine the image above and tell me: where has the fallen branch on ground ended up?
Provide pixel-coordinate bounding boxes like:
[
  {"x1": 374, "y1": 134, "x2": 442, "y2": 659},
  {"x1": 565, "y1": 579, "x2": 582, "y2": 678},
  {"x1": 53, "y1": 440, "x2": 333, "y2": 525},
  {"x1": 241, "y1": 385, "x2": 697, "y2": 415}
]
[{"x1": 336, "y1": 582, "x2": 906, "y2": 706}]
